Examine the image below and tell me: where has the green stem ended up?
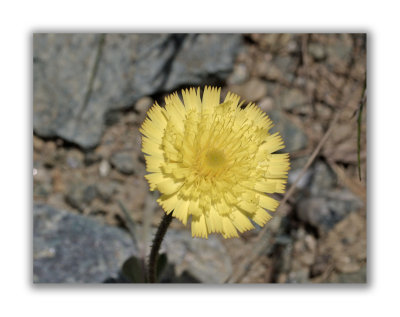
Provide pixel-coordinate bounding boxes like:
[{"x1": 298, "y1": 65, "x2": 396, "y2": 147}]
[{"x1": 147, "y1": 212, "x2": 173, "y2": 283}]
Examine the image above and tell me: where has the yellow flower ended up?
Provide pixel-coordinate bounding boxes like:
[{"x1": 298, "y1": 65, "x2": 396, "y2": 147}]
[{"x1": 140, "y1": 87, "x2": 290, "y2": 239}]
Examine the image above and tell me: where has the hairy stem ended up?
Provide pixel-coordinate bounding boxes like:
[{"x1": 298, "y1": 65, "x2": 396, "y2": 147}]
[{"x1": 148, "y1": 212, "x2": 173, "y2": 283}]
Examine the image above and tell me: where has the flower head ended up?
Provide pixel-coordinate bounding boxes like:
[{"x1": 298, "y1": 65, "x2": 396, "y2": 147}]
[{"x1": 140, "y1": 87, "x2": 290, "y2": 238}]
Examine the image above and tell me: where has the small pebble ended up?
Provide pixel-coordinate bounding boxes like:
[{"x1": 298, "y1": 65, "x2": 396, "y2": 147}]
[{"x1": 99, "y1": 159, "x2": 110, "y2": 177}]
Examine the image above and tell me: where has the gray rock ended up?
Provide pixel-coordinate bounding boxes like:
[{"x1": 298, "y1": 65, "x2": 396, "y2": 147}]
[
  {"x1": 110, "y1": 150, "x2": 138, "y2": 175},
  {"x1": 325, "y1": 190, "x2": 363, "y2": 218},
  {"x1": 227, "y1": 63, "x2": 249, "y2": 85},
  {"x1": 296, "y1": 189, "x2": 363, "y2": 234},
  {"x1": 289, "y1": 159, "x2": 336, "y2": 193},
  {"x1": 230, "y1": 78, "x2": 267, "y2": 102},
  {"x1": 295, "y1": 160, "x2": 363, "y2": 234},
  {"x1": 33, "y1": 167, "x2": 53, "y2": 199},
  {"x1": 287, "y1": 269, "x2": 310, "y2": 283},
  {"x1": 33, "y1": 34, "x2": 242, "y2": 149},
  {"x1": 33, "y1": 204, "x2": 136, "y2": 283},
  {"x1": 258, "y1": 97, "x2": 275, "y2": 113},
  {"x1": 326, "y1": 35, "x2": 353, "y2": 62},
  {"x1": 276, "y1": 88, "x2": 308, "y2": 111},
  {"x1": 332, "y1": 265, "x2": 367, "y2": 283},
  {"x1": 34, "y1": 182, "x2": 52, "y2": 199},
  {"x1": 315, "y1": 103, "x2": 333, "y2": 120},
  {"x1": 268, "y1": 109, "x2": 308, "y2": 152},
  {"x1": 84, "y1": 151, "x2": 102, "y2": 166},
  {"x1": 264, "y1": 81, "x2": 281, "y2": 98},
  {"x1": 256, "y1": 55, "x2": 298, "y2": 83},
  {"x1": 135, "y1": 96, "x2": 154, "y2": 125},
  {"x1": 162, "y1": 230, "x2": 232, "y2": 283},
  {"x1": 98, "y1": 159, "x2": 111, "y2": 177},
  {"x1": 96, "y1": 181, "x2": 118, "y2": 203},
  {"x1": 162, "y1": 34, "x2": 241, "y2": 91},
  {"x1": 297, "y1": 197, "x2": 331, "y2": 232},
  {"x1": 274, "y1": 55, "x2": 299, "y2": 83},
  {"x1": 308, "y1": 43, "x2": 326, "y2": 61},
  {"x1": 65, "y1": 183, "x2": 97, "y2": 212},
  {"x1": 288, "y1": 167, "x2": 313, "y2": 190},
  {"x1": 310, "y1": 161, "x2": 337, "y2": 196},
  {"x1": 33, "y1": 35, "x2": 98, "y2": 142},
  {"x1": 65, "y1": 149, "x2": 84, "y2": 169},
  {"x1": 33, "y1": 204, "x2": 232, "y2": 283}
]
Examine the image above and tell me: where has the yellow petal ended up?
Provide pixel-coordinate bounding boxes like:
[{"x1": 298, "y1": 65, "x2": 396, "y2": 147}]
[
  {"x1": 182, "y1": 87, "x2": 202, "y2": 112},
  {"x1": 157, "y1": 194, "x2": 178, "y2": 214},
  {"x1": 145, "y1": 173, "x2": 167, "y2": 191},
  {"x1": 258, "y1": 194, "x2": 279, "y2": 211},
  {"x1": 252, "y1": 207, "x2": 273, "y2": 226},
  {"x1": 142, "y1": 137, "x2": 163, "y2": 157},
  {"x1": 157, "y1": 178, "x2": 183, "y2": 195},
  {"x1": 205, "y1": 205, "x2": 224, "y2": 233},
  {"x1": 146, "y1": 103, "x2": 167, "y2": 126},
  {"x1": 173, "y1": 199, "x2": 190, "y2": 225},
  {"x1": 222, "y1": 217, "x2": 239, "y2": 238},
  {"x1": 259, "y1": 133, "x2": 285, "y2": 154},
  {"x1": 144, "y1": 155, "x2": 164, "y2": 172},
  {"x1": 230, "y1": 209, "x2": 254, "y2": 233},
  {"x1": 202, "y1": 86, "x2": 221, "y2": 113},
  {"x1": 237, "y1": 199, "x2": 257, "y2": 214},
  {"x1": 191, "y1": 214, "x2": 208, "y2": 238},
  {"x1": 188, "y1": 199, "x2": 202, "y2": 217},
  {"x1": 254, "y1": 179, "x2": 278, "y2": 193},
  {"x1": 140, "y1": 119, "x2": 164, "y2": 142}
]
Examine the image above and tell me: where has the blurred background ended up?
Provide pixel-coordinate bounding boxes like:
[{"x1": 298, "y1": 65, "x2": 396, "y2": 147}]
[{"x1": 33, "y1": 33, "x2": 366, "y2": 283}]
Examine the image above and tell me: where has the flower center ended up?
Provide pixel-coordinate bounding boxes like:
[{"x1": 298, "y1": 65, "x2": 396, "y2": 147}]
[{"x1": 205, "y1": 149, "x2": 226, "y2": 168}]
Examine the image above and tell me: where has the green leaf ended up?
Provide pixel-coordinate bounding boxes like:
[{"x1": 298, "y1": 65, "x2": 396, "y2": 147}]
[{"x1": 121, "y1": 256, "x2": 146, "y2": 283}]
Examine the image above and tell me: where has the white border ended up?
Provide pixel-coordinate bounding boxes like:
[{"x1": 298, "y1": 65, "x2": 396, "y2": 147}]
[{"x1": 2, "y1": 0, "x2": 399, "y2": 316}]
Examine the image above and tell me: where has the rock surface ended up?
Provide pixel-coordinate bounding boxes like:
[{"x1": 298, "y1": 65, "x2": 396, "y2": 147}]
[
  {"x1": 33, "y1": 34, "x2": 242, "y2": 149},
  {"x1": 33, "y1": 204, "x2": 137, "y2": 283},
  {"x1": 33, "y1": 204, "x2": 232, "y2": 283},
  {"x1": 296, "y1": 161, "x2": 363, "y2": 234},
  {"x1": 110, "y1": 150, "x2": 138, "y2": 175},
  {"x1": 229, "y1": 78, "x2": 267, "y2": 102},
  {"x1": 269, "y1": 109, "x2": 308, "y2": 152},
  {"x1": 162, "y1": 230, "x2": 233, "y2": 284}
]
